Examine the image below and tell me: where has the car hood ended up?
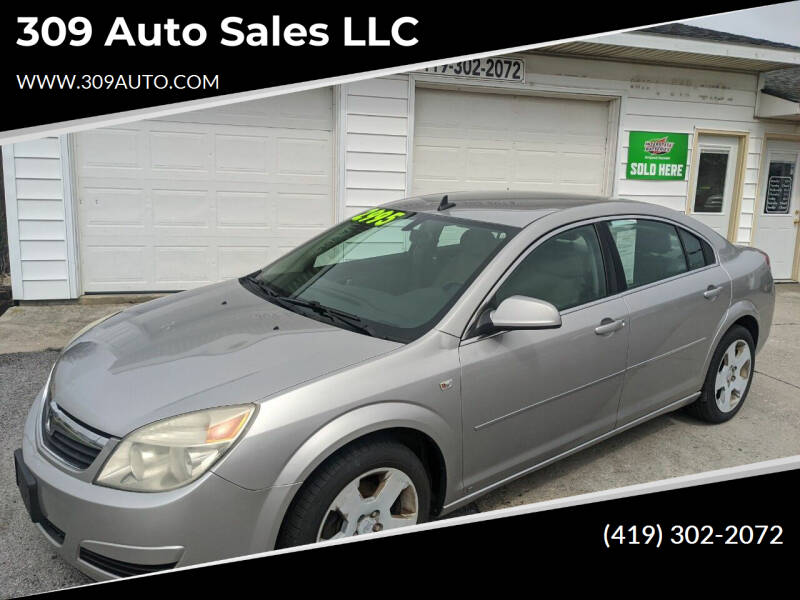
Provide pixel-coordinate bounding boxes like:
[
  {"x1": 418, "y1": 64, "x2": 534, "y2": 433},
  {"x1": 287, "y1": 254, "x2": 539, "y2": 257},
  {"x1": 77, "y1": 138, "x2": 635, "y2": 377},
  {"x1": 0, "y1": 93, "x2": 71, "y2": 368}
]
[{"x1": 51, "y1": 280, "x2": 402, "y2": 437}]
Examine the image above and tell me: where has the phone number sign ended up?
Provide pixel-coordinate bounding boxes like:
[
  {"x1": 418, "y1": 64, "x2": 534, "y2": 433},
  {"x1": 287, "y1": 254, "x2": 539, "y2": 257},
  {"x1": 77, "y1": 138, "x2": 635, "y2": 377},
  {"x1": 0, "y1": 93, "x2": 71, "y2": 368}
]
[
  {"x1": 627, "y1": 131, "x2": 689, "y2": 180},
  {"x1": 422, "y1": 57, "x2": 524, "y2": 82}
]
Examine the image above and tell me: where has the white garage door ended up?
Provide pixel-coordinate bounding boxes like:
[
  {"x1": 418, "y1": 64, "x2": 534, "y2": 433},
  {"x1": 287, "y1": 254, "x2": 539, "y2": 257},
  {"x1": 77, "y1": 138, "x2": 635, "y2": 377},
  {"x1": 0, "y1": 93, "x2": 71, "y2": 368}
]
[
  {"x1": 412, "y1": 88, "x2": 612, "y2": 196},
  {"x1": 75, "y1": 89, "x2": 334, "y2": 292}
]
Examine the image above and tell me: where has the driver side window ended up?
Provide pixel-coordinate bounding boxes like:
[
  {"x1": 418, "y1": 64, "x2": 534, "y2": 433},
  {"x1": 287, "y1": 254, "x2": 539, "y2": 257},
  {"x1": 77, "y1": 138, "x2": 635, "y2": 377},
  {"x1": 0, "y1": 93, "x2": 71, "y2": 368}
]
[{"x1": 493, "y1": 224, "x2": 607, "y2": 311}]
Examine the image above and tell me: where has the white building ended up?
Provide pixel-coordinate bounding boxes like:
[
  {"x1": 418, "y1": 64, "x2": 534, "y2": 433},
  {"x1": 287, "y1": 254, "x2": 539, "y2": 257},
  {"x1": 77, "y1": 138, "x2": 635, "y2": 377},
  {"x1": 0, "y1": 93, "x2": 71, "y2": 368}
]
[{"x1": 4, "y1": 24, "x2": 800, "y2": 300}]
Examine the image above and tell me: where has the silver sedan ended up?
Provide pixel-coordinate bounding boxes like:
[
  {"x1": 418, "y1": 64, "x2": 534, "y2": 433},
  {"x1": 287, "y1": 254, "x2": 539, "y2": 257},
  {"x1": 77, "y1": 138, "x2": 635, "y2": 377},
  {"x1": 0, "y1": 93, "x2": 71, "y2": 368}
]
[{"x1": 15, "y1": 192, "x2": 774, "y2": 578}]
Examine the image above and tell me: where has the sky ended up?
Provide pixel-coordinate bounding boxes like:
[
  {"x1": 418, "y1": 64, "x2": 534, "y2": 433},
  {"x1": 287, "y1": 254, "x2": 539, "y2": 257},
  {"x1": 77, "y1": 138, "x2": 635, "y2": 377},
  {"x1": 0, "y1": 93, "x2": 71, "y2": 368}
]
[{"x1": 689, "y1": 2, "x2": 800, "y2": 46}]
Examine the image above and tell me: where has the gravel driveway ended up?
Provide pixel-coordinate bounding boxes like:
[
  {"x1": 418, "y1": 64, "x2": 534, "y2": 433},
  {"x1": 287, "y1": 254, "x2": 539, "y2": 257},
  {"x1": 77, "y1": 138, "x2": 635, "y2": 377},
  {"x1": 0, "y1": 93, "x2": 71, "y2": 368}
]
[{"x1": 1, "y1": 352, "x2": 90, "y2": 598}]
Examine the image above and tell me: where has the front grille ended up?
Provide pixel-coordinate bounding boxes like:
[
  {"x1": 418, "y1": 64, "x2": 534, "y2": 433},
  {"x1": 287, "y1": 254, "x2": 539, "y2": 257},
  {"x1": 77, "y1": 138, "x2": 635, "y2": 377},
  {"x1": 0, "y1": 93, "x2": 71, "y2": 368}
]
[
  {"x1": 45, "y1": 430, "x2": 101, "y2": 469},
  {"x1": 41, "y1": 401, "x2": 106, "y2": 470},
  {"x1": 40, "y1": 517, "x2": 66, "y2": 545},
  {"x1": 79, "y1": 548, "x2": 178, "y2": 578}
]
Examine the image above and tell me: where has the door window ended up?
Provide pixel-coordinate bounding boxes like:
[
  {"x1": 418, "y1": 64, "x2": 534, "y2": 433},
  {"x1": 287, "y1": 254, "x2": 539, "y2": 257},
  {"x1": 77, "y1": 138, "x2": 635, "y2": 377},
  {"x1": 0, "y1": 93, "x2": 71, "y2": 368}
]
[
  {"x1": 764, "y1": 160, "x2": 795, "y2": 215},
  {"x1": 492, "y1": 224, "x2": 607, "y2": 311},
  {"x1": 607, "y1": 219, "x2": 688, "y2": 288},
  {"x1": 693, "y1": 150, "x2": 730, "y2": 213}
]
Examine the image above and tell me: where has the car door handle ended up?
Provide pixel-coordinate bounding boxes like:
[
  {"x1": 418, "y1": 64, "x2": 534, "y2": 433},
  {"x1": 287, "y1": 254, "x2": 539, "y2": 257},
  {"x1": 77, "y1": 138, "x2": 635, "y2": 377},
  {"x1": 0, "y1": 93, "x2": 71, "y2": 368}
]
[
  {"x1": 703, "y1": 285, "x2": 723, "y2": 300},
  {"x1": 595, "y1": 318, "x2": 626, "y2": 335}
]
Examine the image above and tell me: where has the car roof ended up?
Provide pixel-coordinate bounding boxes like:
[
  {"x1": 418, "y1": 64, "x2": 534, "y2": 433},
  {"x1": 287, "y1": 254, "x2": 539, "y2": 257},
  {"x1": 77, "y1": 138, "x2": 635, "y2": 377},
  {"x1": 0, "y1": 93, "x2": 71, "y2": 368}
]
[{"x1": 386, "y1": 191, "x2": 621, "y2": 227}]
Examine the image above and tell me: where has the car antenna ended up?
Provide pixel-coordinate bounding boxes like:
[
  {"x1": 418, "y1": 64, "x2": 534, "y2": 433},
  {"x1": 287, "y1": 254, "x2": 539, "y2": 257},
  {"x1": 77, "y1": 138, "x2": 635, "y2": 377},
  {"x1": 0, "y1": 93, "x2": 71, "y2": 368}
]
[{"x1": 437, "y1": 194, "x2": 456, "y2": 211}]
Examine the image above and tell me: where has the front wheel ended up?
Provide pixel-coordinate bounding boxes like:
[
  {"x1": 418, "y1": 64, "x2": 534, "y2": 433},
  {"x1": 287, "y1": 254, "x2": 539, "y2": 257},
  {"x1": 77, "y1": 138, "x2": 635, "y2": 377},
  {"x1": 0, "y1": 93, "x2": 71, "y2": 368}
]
[
  {"x1": 687, "y1": 325, "x2": 755, "y2": 423},
  {"x1": 276, "y1": 437, "x2": 431, "y2": 548}
]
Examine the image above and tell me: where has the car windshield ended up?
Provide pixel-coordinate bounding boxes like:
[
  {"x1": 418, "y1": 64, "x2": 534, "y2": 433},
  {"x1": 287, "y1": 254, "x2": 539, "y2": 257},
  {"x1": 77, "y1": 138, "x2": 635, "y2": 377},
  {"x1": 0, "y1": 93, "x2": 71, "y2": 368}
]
[{"x1": 242, "y1": 207, "x2": 519, "y2": 343}]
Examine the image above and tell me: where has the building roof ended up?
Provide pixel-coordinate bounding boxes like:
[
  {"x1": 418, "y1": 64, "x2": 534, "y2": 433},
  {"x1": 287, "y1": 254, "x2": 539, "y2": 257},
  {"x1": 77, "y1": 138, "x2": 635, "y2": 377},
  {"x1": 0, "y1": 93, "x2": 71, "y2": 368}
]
[
  {"x1": 763, "y1": 66, "x2": 800, "y2": 103},
  {"x1": 535, "y1": 23, "x2": 800, "y2": 73},
  {"x1": 643, "y1": 23, "x2": 800, "y2": 51}
]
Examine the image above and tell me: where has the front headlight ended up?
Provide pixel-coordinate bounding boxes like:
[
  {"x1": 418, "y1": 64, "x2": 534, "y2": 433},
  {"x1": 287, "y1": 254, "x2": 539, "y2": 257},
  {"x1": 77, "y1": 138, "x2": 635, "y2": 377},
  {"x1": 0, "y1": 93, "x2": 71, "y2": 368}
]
[{"x1": 95, "y1": 405, "x2": 255, "y2": 492}]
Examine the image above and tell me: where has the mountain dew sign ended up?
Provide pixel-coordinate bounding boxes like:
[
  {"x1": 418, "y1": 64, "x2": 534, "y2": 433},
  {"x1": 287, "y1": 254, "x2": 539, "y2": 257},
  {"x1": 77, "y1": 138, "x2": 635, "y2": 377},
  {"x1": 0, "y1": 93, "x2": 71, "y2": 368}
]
[{"x1": 627, "y1": 131, "x2": 689, "y2": 180}]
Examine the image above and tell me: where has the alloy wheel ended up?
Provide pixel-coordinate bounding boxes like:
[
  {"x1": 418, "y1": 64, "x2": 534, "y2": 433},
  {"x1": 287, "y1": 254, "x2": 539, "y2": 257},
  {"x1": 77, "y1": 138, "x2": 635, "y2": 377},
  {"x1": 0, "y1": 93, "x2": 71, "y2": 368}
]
[
  {"x1": 317, "y1": 467, "x2": 419, "y2": 541},
  {"x1": 714, "y1": 339, "x2": 752, "y2": 413}
]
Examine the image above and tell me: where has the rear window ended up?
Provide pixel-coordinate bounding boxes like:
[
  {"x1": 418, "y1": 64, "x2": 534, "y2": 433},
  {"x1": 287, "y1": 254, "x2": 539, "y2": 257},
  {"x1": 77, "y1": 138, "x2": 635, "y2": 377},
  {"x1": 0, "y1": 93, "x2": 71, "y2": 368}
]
[{"x1": 678, "y1": 228, "x2": 715, "y2": 270}]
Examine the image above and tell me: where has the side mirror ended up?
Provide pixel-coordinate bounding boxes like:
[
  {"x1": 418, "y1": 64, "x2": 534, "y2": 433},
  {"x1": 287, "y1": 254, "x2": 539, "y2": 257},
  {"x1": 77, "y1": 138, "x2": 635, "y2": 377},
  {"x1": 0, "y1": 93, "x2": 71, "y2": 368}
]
[{"x1": 475, "y1": 295, "x2": 562, "y2": 335}]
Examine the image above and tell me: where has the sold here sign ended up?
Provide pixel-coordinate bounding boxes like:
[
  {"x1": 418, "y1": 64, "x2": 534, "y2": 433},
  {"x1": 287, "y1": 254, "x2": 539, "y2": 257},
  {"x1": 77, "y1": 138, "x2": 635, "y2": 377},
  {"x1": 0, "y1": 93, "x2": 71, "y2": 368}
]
[{"x1": 627, "y1": 131, "x2": 689, "y2": 180}]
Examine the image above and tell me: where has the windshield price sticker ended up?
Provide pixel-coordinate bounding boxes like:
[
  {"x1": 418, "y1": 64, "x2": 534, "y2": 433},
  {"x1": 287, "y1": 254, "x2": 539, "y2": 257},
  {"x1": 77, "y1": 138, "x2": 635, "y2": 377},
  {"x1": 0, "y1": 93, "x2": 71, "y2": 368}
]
[
  {"x1": 351, "y1": 208, "x2": 413, "y2": 226},
  {"x1": 423, "y1": 57, "x2": 524, "y2": 82}
]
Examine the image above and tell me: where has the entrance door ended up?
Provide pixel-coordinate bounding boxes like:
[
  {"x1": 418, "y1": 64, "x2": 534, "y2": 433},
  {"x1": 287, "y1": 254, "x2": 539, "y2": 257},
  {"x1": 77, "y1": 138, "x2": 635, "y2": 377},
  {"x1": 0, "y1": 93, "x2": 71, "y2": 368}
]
[
  {"x1": 753, "y1": 141, "x2": 800, "y2": 281},
  {"x1": 688, "y1": 134, "x2": 739, "y2": 237}
]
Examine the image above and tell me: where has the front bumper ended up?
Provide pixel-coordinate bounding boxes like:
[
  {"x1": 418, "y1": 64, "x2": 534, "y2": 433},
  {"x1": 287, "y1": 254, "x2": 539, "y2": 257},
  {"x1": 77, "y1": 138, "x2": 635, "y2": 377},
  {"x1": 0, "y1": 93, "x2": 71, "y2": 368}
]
[{"x1": 19, "y1": 388, "x2": 299, "y2": 580}]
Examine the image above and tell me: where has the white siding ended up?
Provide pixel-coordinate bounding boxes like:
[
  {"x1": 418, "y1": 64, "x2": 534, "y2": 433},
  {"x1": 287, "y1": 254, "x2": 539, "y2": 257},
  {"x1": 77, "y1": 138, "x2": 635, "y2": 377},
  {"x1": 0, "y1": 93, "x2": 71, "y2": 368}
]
[
  {"x1": 2, "y1": 137, "x2": 74, "y2": 300},
  {"x1": 342, "y1": 76, "x2": 411, "y2": 216},
  {"x1": 6, "y1": 54, "x2": 800, "y2": 299},
  {"x1": 392, "y1": 54, "x2": 800, "y2": 244},
  {"x1": 515, "y1": 54, "x2": 798, "y2": 244}
]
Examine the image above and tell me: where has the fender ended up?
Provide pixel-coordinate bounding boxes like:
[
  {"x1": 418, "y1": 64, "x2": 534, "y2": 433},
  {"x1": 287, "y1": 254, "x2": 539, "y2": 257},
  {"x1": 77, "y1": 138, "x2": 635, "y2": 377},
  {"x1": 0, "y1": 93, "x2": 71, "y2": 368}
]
[
  {"x1": 273, "y1": 400, "x2": 460, "y2": 494},
  {"x1": 248, "y1": 401, "x2": 461, "y2": 552},
  {"x1": 700, "y1": 299, "x2": 760, "y2": 378}
]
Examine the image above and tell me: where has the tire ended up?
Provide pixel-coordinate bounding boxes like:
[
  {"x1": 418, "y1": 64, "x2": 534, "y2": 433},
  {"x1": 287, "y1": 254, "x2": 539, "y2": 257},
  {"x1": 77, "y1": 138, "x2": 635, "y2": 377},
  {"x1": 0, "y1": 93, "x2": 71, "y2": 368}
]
[
  {"x1": 276, "y1": 436, "x2": 431, "y2": 549},
  {"x1": 687, "y1": 325, "x2": 755, "y2": 423}
]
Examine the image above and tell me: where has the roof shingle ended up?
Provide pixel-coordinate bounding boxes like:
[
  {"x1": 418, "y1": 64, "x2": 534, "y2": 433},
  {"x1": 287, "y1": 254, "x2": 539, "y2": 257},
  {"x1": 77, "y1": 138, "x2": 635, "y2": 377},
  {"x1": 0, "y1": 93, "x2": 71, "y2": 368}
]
[
  {"x1": 644, "y1": 23, "x2": 800, "y2": 51},
  {"x1": 763, "y1": 67, "x2": 800, "y2": 103}
]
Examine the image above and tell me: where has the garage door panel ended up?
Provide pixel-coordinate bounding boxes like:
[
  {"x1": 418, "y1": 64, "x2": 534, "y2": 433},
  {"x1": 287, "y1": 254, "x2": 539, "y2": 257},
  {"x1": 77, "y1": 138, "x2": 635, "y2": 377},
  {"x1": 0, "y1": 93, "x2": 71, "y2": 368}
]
[
  {"x1": 154, "y1": 247, "x2": 214, "y2": 286},
  {"x1": 561, "y1": 107, "x2": 609, "y2": 135},
  {"x1": 157, "y1": 90, "x2": 332, "y2": 130},
  {"x1": 76, "y1": 91, "x2": 334, "y2": 292},
  {"x1": 82, "y1": 245, "x2": 150, "y2": 288},
  {"x1": 218, "y1": 246, "x2": 273, "y2": 280},
  {"x1": 513, "y1": 151, "x2": 558, "y2": 183},
  {"x1": 78, "y1": 128, "x2": 143, "y2": 171},
  {"x1": 214, "y1": 134, "x2": 271, "y2": 173},
  {"x1": 216, "y1": 191, "x2": 273, "y2": 229},
  {"x1": 79, "y1": 188, "x2": 146, "y2": 228},
  {"x1": 466, "y1": 148, "x2": 512, "y2": 181},
  {"x1": 413, "y1": 88, "x2": 611, "y2": 197},
  {"x1": 412, "y1": 144, "x2": 461, "y2": 177},
  {"x1": 462, "y1": 180, "x2": 518, "y2": 192},
  {"x1": 414, "y1": 92, "x2": 462, "y2": 127},
  {"x1": 152, "y1": 190, "x2": 210, "y2": 228},
  {"x1": 276, "y1": 192, "x2": 332, "y2": 227},
  {"x1": 149, "y1": 131, "x2": 211, "y2": 172},
  {"x1": 551, "y1": 182, "x2": 606, "y2": 195},
  {"x1": 276, "y1": 136, "x2": 331, "y2": 178},
  {"x1": 560, "y1": 153, "x2": 606, "y2": 184}
]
